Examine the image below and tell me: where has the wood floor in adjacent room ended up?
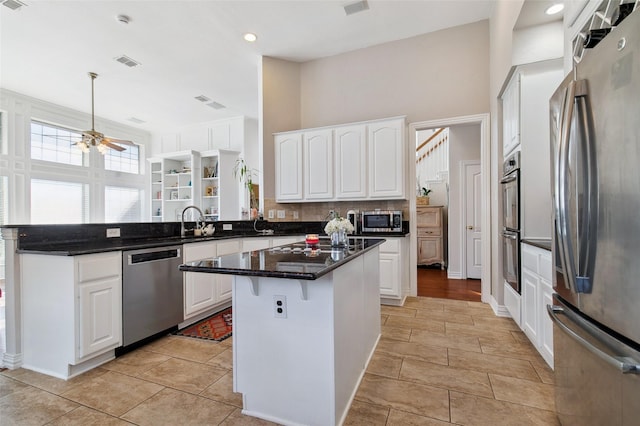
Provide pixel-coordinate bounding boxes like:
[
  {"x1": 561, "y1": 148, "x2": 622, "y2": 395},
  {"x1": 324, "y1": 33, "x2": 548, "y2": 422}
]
[{"x1": 417, "y1": 267, "x2": 481, "y2": 302}]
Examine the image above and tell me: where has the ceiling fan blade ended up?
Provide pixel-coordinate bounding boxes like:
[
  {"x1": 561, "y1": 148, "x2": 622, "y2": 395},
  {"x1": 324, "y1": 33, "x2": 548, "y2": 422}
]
[
  {"x1": 103, "y1": 137, "x2": 135, "y2": 146},
  {"x1": 101, "y1": 141, "x2": 127, "y2": 152}
]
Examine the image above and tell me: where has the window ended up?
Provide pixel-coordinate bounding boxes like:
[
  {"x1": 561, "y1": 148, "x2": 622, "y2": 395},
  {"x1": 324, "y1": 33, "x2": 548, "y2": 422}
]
[
  {"x1": 0, "y1": 111, "x2": 5, "y2": 154},
  {"x1": 105, "y1": 143, "x2": 140, "y2": 174},
  {"x1": 31, "y1": 179, "x2": 88, "y2": 224},
  {"x1": 105, "y1": 186, "x2": 142, "y2": 223},
  {"x1": 0, "y1": 176, "x2": 7, "y2": 280},
  {"x1": 30, "y1": 121, "x2": 84, "y2": 166}
]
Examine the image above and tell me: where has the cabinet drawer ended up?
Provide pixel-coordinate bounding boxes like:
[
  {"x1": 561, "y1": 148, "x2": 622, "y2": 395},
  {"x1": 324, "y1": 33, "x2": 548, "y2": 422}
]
[
  {"x1": 77, "y1": 252, "x2": 121, "y2": 282},
  {"x1": 521, "y1": 245, "x2": 539, "y2": 272},
  {"x1": 416, "y1": 207, "x2": 441, "y2": 227},
  {"x1": 417, "y1": 227, "x2": 442, "y2": 238},
  {"x1": 184, "y1": 241, "x2": 217, "y2": 262},
  {"x1": 380, "y1": 238, "x2": 400, "y2": 253}
]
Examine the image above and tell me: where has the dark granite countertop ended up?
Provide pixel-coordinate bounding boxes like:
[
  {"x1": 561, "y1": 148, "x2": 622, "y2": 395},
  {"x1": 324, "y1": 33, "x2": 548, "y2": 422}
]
[
  {"x1": 522, "y1": 238, "x2": 552, "y2": 251},
  {"x1": 179, "y1": 237, "x2": 386, "y2": 280},
  {"x1": 7, "y1": 221, "x2": 407, "y2": 256}
]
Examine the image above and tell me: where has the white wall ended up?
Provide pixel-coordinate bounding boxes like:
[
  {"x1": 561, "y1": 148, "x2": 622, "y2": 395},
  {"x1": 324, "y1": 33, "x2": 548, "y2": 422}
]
[
  {"x1": 447, "y1": 124, "x2": 481, "y2": 277},
  {"x1": 489, "y1": 0, "x2": 525, "y2": 307},
  {"x1": 260, "y1": 57, "x2": 302, "y2": 201},
  {"x1": 512, "y1": 21, "x2": 564, "y2": 66},
  {"x1": 299, "y1": 20, "x2": 490, "y2": 129},
  {"x1": 520, "y1": 62, "x2": 564, "y2": 239}
]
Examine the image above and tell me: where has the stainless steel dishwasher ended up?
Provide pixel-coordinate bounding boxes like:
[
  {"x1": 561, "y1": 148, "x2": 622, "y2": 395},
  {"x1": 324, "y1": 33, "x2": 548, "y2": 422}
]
[{"x1": 121, "y1": 245, "x2": 184, "y2": 347}]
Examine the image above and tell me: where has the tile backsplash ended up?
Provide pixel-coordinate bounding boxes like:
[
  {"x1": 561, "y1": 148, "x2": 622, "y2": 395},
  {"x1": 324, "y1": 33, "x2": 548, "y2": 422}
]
[{"x1": 262, "y1": 199, "x2": 409, "y2": 222}]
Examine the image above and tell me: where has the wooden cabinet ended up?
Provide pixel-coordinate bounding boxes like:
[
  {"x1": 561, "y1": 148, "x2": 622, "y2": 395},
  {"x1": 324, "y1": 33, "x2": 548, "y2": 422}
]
[
  {"x1": 416, "y1": 206, "x2": 444, "y2": 267},
  {"x1": 275, "y1": 132, "x2": 303, "y2": 201},
  {"x1": 521, "y1": 242, "x2": 553, "y2": 368},
  {"x1": 274, "y1": 116, "x2": 406, "y2": 202},
  {"x1": 21, "y1": 251, "x2": 122, "y2": 379}
]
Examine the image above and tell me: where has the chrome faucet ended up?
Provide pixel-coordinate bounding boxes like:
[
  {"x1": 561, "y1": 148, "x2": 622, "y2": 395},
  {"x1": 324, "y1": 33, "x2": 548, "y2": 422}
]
[{"x1": 181, "y1": 205, "x2": 204, "y2": 237}]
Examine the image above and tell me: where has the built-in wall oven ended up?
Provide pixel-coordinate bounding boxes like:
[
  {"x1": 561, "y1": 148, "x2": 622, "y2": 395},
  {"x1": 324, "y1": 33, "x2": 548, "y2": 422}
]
[{"x1": 501, "y1": 152, "x2": 521, "y2": 293}]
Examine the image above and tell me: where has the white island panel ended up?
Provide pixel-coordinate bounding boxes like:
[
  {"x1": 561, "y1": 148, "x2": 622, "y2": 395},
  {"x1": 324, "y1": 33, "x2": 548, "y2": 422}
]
[{"x1": 232, "y1": 248, "x2": 381, "y2": 426}]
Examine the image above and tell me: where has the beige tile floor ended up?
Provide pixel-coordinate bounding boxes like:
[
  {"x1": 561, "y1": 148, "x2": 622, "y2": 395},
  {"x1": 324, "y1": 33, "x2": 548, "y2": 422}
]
[{"x1": 0, "y1": 296, "x2": 559, "y2": 425}]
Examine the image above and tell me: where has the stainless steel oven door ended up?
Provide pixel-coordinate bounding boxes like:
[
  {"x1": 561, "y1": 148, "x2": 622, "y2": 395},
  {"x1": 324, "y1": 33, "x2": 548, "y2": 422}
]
[
  {"x1": 502, "y1": 229, "x2": 520, "y2": 293},
  {"x1": 501, "y1": 169, "x2": 519, "y2": 231}
]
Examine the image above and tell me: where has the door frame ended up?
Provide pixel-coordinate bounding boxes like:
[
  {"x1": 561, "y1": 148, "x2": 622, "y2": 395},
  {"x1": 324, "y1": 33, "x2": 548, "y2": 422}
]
[
  {"x1": 408, "y1": 113, "x2": 490, "y2": 303},
  {"x1": 460, "y1": 160, "x2": 481, "y2": 279}
]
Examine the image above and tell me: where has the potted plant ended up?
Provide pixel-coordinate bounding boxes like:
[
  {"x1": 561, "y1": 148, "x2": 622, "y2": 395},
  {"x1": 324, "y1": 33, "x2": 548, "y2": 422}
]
[
  {"x1": 234, "y1": 158, "x2": 259, "y2": 218},
  {"x1": 417, "y1": 187, "x2": 431, "y2": 205}
]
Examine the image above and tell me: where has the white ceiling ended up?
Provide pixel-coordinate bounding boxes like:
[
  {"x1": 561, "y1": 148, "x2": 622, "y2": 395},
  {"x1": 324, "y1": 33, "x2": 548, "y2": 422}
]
[{"x1": 0, "y1": 1, "x2": 559, "y2": 133}]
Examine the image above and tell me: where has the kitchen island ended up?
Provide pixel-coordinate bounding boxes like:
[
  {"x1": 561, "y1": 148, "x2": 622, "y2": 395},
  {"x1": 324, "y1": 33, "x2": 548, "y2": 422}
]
[{"x1": 180, "y1": 238, "x2": 384, "y2": 426}]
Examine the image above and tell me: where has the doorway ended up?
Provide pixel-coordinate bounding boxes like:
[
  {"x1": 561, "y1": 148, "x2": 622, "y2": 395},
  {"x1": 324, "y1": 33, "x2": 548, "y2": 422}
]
[{"x1": 409, "y1": 114, "x2": 490, "y2": 303}]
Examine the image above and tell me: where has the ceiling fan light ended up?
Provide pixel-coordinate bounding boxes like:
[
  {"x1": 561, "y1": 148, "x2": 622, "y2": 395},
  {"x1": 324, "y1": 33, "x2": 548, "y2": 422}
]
[
  {"x1": 96, "y1": 143, "x2": 108, "y2": 155},
  {"x1": 77, "y1": 141, "x2": 90, "y2": 153}
]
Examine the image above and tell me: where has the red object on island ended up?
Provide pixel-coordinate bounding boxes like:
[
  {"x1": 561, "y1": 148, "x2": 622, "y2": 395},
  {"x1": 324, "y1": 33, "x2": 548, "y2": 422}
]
[{"x1": 305, "y1": 233, "x2": 319, "y2": 249}]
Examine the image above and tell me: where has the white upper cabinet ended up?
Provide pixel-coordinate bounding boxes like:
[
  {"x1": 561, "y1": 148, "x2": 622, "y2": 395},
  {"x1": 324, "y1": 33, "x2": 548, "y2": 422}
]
[
  {"x1": 367, "y1": 118, "x2": 406, "y2": 199},
  {"x1": 502, "y1": 72, "x2": 521, "y2": 158},
  {"x1": 303, "y1": 129, "x2": 334, "y2": 200},
  {"x1": 335, "y1": 125, "x2": 367, "y2": 199},
  {"x1": 275, "y1": 116, "x2": 406, "y2": 202},
  {"x1": 275, "y1": 133, "x2": 304, "y2": 201}
]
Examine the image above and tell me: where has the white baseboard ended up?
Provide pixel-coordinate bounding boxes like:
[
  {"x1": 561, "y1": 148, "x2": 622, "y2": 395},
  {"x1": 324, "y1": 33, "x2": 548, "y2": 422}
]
[
  {"x1": 1, "y1": 351, "x2": 22, "y2": 370},
  {"x1": 447, "y1": 270, "x2": 462, "y2": 279},
  {"x1": 489, "y1": 296, "x2": 511, "y2": 317}
]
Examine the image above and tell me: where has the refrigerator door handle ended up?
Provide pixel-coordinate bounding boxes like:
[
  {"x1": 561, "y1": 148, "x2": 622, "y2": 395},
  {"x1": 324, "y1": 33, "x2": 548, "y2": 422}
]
[
  {"x1": 548, "y1": 303, "x2": 640, "y2": 374},
  {"x1": 556, "y1": 80, "x2": 579, "y2": 294},
  {"x1": 574, "y1": 80, "x2": 597, "y2": 294}
]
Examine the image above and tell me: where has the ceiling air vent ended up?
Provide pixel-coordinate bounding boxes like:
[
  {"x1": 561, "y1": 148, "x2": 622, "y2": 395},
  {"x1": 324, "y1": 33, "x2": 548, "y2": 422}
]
[
  {"x1": 127, "y1": 117, "x2": 145, "y2": 124},
  {"x1": 2, "y1": 0, "x2": 27, "y2": 10},
  {"x1": 194, "y1": 95, "x2": 211, "y2": 102},
  {"x1": 344, "y1": 0, "x2": 369, "y2": 16},
  {"x1": 207, "y1": 102, "x2": 226, "y2": 110},
  {"x1": 114, "y1": 55, "x2": 141, "y2": 68}
]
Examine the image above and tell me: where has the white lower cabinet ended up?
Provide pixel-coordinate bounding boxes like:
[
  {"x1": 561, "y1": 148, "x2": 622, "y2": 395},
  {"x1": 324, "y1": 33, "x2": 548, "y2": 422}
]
[
  {"x1": 183, "y1": 240, "x2": 242, "y2": 320},
  {"x1": 376, "y1": 237, "x2": 408, "y2": 304},
  {"x1": 21, "y1": 251, "x2": 122, "y2": 379},
  {"x1": 521, "y1": 243, "x2": 553, "y2": 368}
]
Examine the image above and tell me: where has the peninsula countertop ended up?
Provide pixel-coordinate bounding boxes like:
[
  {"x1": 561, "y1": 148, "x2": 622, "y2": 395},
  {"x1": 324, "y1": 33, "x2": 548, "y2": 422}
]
[{"x1": 179, "y1": 237, "x2": 386, "y2": 280}]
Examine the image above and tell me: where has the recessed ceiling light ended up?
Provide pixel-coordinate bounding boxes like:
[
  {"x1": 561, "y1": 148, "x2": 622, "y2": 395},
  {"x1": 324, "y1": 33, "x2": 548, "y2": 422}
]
[
  {"x1": 243, "y1": 33, "x2": 257, "y2": 42},
  {"x1": 545, "y1": 3, "x2": 564, "y2": 15}
]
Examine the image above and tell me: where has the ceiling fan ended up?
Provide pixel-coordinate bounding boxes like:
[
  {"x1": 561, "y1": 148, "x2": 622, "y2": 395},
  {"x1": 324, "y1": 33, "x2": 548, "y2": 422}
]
[{"x1": 74, "y1": 72, "x2": 135, "y2": 154}]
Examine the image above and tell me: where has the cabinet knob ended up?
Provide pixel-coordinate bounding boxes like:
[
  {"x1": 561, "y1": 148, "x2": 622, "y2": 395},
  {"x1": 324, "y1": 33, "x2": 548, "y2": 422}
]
[{"x1": 467, "y1": 226, "x2": 474, "y2": 230}]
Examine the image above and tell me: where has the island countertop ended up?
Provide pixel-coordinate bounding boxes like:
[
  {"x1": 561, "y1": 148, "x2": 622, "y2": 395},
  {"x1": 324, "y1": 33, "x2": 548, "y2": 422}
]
[{"x1": 179, "y1": 237, "x2": 385, "y2": 280}]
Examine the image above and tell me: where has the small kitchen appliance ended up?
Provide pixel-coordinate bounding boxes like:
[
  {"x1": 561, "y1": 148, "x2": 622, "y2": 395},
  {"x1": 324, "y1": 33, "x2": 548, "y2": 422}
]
[{"x1": 361, "y1": 210, "x2": 402, "y2": 233}]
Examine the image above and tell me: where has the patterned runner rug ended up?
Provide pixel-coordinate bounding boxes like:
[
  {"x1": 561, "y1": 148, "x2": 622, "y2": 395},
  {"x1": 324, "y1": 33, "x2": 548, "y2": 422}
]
[{"x1": 174, "y1": 307, "x2": 232, "y2": 342}]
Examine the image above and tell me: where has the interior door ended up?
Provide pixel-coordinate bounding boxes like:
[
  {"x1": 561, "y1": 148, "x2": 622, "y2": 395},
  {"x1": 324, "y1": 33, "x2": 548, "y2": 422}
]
[{"x1": 465, "y1": 163, "x2": 482, "y2": 279}]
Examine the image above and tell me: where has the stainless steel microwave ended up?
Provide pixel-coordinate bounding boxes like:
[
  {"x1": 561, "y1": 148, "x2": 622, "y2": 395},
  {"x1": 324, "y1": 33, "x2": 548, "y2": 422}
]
[{"x1": 361, "y1": 210, "x2": 403, "y2": 233}]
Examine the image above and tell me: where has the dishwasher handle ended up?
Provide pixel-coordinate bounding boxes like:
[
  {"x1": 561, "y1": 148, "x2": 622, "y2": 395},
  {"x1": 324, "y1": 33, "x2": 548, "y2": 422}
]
[{"x1": 128, "y1": 248, "x2": 181, "y2": 265}]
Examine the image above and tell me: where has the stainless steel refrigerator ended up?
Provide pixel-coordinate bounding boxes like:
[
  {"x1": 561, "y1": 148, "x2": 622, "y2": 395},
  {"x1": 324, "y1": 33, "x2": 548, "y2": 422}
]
[{"x1": 548, "y1": 7, "x2": 640, "y2": 426}]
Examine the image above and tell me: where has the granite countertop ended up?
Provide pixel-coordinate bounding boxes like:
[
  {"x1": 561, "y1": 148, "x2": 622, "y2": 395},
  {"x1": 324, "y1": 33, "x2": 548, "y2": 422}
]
[
  {"x1": 8, "y1": 221, "x2": 407, "y2": 256},
  {"x1": 522, "y1": 238, "x2": 552, "y2": 251},
  {"x1": 179, "y1": 237, "x2": 386, "y2": 280}
]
